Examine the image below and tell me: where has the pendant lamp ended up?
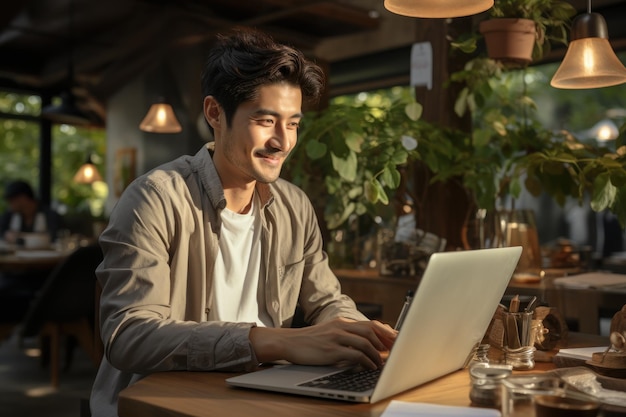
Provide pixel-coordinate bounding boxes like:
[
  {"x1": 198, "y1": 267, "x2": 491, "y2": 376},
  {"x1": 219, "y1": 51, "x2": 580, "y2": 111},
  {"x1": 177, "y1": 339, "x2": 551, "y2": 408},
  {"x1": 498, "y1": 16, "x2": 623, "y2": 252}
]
[
  {"x1": 42, "y1": 91, "x2": 91, "y2": 125},
  {"x1": 41, "y1": 0, "x2": 91, "y2": 125},
  {"x1": 384, "y1": 0, "x2": 493, "y2": 18},
  {"x1": 139, "y1": 98, "x2": 182, "y2": 133},
  {"x1": 73, "y1": 154, "x2": 103, "y2": 184},
  {"x1": 551, "y1": 1, "x2": 626, "y2": 89}
]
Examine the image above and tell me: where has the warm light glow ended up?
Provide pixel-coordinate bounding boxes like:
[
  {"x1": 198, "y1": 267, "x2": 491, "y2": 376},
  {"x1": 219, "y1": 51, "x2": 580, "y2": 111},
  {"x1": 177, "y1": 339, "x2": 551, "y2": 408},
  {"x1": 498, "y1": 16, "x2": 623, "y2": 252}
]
[
  {"x1": 139, "y1": 102, "x2": 182, "y2": 133},
  {"x1": 384, "y1": 0, "x2": 493, "y2": 18},
  {"x1": 597, "y1": 125, "x2": 615, "y2": 141},
  {"x1": 583, "y1": 46, "x2": 595, "y2": 72},
  {"x1": 551, "y1": 12, "x2": 626, "y2": 89},
  {"x1": 551, "y1": 38, "x2": 626, "y2": 88},
  {"x1": 156, "y1": 107, "x2": 167, "y2": 123},
  {"x1": 589, "y1": 119, "x2": 619, "y2": 141},
  {"x1": 74, "y1": 161, "x2": 103, "y2": 184}
]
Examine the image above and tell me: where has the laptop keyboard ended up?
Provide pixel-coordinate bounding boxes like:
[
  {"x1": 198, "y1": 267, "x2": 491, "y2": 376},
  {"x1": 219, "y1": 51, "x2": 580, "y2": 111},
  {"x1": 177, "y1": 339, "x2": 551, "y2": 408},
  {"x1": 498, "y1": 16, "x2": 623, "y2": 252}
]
[{"x1": 298, "y1": 367, "x2": 381, "y2": 392}]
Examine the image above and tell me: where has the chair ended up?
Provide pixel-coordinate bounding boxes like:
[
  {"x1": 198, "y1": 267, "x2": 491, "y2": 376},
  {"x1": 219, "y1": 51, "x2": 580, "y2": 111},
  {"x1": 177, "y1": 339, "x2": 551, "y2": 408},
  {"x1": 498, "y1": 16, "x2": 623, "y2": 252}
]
[{"x1": 19, "y1": 243, "x2": 103, "y2": 387}]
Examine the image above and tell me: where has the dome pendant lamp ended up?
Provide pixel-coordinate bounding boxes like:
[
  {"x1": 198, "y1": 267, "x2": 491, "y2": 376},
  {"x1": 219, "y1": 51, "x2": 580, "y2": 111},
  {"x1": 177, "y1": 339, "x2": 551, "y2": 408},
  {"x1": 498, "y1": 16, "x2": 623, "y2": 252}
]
[
  {"x1": 139, "y1": 98, "x2": 182, "y2": 133},
  {"x1": 384, "y1": 0, "x2": 493, "y2": 18},
  {"x1": 551, "y1": 0, "x2": 626, "y2": 89},
  {"x1": 73, "y1": 154, "x2": 103, "y2": 184}
]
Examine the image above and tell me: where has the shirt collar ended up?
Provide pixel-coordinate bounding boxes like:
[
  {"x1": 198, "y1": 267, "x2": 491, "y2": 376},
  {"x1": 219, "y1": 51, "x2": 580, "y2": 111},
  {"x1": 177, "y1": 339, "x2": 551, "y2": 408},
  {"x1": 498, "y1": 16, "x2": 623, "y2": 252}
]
[{"x1": 192, "y1": 142, "x2": 274, "y2": 210}]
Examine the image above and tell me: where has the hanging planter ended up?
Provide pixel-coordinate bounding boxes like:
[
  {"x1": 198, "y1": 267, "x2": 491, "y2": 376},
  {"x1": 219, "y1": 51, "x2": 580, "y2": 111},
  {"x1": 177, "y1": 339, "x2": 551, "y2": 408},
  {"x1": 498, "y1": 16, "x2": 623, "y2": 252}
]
[{"x1": 479, "y1": 18, "x2": 537, "y2": 65}]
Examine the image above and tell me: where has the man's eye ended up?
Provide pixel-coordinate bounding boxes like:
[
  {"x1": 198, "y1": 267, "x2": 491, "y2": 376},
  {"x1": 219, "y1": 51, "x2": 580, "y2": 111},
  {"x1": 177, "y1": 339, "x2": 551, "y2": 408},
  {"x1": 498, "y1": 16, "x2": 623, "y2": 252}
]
[
  {"x1": 259, "y1": 118, "x2": 274, "y2": 126},
  {"x1": 288, "y1": 122, "x2": 300, "y2": 129}
]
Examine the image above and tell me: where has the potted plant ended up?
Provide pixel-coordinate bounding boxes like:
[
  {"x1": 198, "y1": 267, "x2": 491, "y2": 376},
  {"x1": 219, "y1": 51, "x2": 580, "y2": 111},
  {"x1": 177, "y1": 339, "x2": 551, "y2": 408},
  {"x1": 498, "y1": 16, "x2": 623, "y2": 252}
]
[{"x1": 455, "y1": 0, "x2": 576, "y2": 65}]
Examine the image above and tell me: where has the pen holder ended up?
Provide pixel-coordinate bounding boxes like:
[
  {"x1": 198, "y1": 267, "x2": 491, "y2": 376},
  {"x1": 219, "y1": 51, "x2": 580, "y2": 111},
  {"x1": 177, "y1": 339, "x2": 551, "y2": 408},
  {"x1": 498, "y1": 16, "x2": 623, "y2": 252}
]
[{"x1": 503, "y1": 311, "x2": 535, "y2": 370}]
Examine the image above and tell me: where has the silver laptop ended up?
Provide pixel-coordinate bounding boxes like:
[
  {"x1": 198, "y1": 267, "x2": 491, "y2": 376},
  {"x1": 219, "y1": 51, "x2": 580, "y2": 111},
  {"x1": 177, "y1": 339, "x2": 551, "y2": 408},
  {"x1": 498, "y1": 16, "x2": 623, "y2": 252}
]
[{"x1": 226, "y1": 246, "x2": 522, "y2": 403}]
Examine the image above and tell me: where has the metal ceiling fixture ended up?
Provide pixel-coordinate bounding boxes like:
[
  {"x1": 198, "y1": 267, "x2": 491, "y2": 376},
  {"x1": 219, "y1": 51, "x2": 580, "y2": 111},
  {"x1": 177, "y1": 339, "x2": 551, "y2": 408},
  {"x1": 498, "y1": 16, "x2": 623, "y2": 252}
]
[{"x1": 41, "y1": 0, "x2": 92, "y2": 125}]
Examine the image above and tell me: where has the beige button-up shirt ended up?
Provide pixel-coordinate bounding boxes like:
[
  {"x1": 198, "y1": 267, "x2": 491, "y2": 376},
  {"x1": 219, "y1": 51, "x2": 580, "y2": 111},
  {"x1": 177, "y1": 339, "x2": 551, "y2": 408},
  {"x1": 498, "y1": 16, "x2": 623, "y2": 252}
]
[{"x1": 90, "y1": 143, "x2": 366, "y2": 417}]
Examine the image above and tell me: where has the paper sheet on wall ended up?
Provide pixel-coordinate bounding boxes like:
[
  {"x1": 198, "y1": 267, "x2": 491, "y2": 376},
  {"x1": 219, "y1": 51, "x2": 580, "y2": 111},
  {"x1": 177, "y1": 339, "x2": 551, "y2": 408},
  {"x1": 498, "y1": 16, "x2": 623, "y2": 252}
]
[
  {"x1": 380, "y1": 401, "x2": 501, "y2": 417},
  {"x1": 410, "y1": 42, "x2": 432, "y2": 90}
]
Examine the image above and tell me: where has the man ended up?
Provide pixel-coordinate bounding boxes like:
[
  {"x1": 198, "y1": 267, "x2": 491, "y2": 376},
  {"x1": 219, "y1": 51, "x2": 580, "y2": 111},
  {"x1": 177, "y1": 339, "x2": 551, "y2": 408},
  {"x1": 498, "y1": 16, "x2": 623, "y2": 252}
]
[
  {"x1": 91, "y1": 29, "x2": 396, "y2": 417},
  {"x1": 0, "y1": 180, "x2": 62, "y2": 244},
  {"x1": 0, "y1": 180, "x2": 64, "y2": 324}
]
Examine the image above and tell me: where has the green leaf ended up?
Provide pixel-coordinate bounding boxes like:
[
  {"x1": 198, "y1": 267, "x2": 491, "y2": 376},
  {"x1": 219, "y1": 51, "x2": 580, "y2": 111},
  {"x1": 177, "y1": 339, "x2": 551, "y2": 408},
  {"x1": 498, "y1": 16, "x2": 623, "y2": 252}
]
[
  {"x1": 451, "y1": 37, "x2": 477, "y2": 54},
  {"x1": 405, "y1": 102, "x2": 423, "y2": 121},
  {"x1": 325, "y1": 176, "x2": 342, "y2": 194},
  {"x1": 347, "y1": 185, "x2": 363, "y2": 200},
  {"x1": 524, "y1": 175, "x2": 542, "y2": 196},
  {"x1": 344, "y1": 132, "x2": 363, "y2": 153},
  {"x1": 590, "y1": 174, "x2": 617, "y2": 212},
  {"x1": 391, "y1": 149, "x2": 409, "y2": 165},
  {"x1": 383, "y1": 165, "x2": 402, "y2": 188},
  {"x1": 355, "y1": 202, "x2": 368, "y2": 216},
  {"x1": 364, "y1": 180, "x2": 378, "y2": 202},
  {"x1": 380, "y1": 166, "x2": 393, "y2": 188},
  {"x1": 326, "y1": 201, "x2": 355, "y2": 230},
  {"x1": 305, "y1": 140, "x2": 327, "y2": 160},
  {"x1": 331, "y1": 150, "x2": 357, "y2": 182},
  {"x1": 492, "y1": 121, "x2": 507, "y2": 136},
  {"x1": 454, "y1": 87, "x2": 469, "y2": 117},
  {"x1": 371, "y1": 178, "x2": 389, "y2": 205},
  {"x1": 509, "y1": 176, "x2": 522, "y2": 198}
]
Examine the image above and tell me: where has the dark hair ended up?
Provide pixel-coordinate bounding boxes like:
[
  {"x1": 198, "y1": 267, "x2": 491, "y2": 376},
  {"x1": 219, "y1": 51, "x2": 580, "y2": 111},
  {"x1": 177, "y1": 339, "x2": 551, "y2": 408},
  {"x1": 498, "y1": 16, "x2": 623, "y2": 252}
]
[
  {"x1": 4, "y1": 180, "x2": 35, "y2": 200},
  {"x1": 200, "y1": 28, "x2": 325, "y2": 135}
]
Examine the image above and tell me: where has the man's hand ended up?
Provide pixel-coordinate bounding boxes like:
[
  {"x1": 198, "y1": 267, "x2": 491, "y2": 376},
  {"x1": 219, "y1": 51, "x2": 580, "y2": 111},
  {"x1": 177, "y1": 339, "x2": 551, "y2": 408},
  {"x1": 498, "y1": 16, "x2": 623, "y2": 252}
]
[{"x1": 249, "y1": 318, "x2": 397, "y2": 370}]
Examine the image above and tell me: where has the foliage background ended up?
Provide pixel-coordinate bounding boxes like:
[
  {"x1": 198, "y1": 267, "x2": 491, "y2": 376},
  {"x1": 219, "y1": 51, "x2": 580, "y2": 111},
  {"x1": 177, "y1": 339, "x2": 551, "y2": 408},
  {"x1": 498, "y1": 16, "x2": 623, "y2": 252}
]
[{"x1": 0, "y1": 92, "x2": 107, "y2": 223}]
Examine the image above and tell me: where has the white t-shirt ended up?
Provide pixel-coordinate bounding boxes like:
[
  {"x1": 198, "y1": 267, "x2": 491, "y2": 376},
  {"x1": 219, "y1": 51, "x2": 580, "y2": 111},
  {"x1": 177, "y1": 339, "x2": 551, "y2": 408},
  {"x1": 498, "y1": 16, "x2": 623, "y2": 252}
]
[
  {"x1": 209, "y1": 194, "x2": 272, "y2": 326},
  {"x1": 8, "y1": 212, "x2": 47, "y2": 233}
]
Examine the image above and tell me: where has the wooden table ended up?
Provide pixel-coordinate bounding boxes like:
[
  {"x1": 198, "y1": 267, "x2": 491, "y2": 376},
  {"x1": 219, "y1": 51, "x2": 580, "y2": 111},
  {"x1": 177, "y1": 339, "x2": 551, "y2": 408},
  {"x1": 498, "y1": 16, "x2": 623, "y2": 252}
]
[
  {"x1": 118, "y1": 333, "x2": 608, "y2": 417},
  {"x1": 0, "y1": 249, "x2": 68, "y2": 274},
  {"x1": 506, "y1": 274, "x2": 626, "y2": 335},
  {"x1": 334, "y1": 268, "x2": 625, "y2": 335}
]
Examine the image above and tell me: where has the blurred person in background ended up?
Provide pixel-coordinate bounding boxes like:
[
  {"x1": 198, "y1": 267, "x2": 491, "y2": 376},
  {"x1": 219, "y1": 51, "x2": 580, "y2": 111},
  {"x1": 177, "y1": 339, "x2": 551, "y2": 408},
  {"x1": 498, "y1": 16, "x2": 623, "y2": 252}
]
[{"x1": 0, "y1": 179, "x2": 64, "y2": 244}]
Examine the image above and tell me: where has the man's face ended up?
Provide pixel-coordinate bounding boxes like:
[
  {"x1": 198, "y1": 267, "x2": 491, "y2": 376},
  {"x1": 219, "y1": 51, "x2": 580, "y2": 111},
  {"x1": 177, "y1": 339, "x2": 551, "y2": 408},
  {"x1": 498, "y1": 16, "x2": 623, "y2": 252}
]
[{"x1": 211, "y1": 83, "x2": 303, "y2": 187}]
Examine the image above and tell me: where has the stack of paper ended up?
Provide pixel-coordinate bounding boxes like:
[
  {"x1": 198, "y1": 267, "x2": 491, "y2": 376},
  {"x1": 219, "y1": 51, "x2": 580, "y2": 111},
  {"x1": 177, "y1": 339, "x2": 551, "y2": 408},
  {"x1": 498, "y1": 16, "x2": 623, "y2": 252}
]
[
  {"x1": 380, "y1": 401, "x2": 501, "y2": 417},
  {"x1": 555, "y1": 346, "x2": 609, "y2": 361}
]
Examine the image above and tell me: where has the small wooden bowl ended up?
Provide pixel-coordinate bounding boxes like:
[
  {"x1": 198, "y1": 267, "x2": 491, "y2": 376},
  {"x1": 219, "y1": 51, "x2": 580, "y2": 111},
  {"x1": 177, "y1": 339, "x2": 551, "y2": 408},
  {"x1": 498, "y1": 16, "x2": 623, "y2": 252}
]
[{"x1": 534, "y1": 394, "x2": 600, "y2": 417}]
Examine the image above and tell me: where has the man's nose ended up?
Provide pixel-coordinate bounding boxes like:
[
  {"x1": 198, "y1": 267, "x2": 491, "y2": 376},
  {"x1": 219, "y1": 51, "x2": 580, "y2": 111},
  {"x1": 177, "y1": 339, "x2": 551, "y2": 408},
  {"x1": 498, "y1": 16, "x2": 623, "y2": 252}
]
[{"x1": 269, "y1": 125, "x2": 292, "y2": 152}]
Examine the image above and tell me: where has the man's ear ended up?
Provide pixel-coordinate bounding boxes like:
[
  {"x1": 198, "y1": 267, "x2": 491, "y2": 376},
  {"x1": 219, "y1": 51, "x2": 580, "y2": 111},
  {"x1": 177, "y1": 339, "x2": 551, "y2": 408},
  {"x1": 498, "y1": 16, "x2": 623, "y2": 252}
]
[{"x1": 203, "y1": 96, "x2": 222, "y2": 129}]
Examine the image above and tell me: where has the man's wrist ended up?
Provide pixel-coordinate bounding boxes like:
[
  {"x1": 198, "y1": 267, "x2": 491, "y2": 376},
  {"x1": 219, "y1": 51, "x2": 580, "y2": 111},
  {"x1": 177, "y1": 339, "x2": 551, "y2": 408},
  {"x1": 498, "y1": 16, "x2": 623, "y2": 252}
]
[{"x1": 249, "y1": 327, "x2": 282, "y2": 363}]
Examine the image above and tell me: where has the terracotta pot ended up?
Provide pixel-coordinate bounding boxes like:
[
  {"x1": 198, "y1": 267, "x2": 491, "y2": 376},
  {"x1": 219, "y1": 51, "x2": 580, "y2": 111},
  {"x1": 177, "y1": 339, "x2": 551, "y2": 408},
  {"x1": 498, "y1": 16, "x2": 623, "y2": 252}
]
[{"x1": 479, "y1": 18, "x2": 537, "y2": 64}]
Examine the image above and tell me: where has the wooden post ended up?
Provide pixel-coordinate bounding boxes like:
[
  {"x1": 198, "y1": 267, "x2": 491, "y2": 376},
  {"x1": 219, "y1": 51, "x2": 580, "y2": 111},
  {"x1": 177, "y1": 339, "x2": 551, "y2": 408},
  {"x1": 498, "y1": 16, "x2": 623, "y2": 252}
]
[{"x1": 410, "y1": 17, "x2": 475, "y2": 250}]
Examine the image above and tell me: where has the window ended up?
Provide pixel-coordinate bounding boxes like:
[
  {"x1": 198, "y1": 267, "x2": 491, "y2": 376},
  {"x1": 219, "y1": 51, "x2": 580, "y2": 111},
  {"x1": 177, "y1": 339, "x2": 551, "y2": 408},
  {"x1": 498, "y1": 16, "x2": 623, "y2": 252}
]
[{"x1": 0, "y1": 91, "x2": 107, "y2": 230}]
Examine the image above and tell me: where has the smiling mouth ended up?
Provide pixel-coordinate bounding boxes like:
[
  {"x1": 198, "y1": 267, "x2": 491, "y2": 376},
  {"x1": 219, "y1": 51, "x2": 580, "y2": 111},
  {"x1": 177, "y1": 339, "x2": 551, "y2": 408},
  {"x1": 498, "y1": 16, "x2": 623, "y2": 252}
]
[{"x1": 256, "y1": 150, "x2": 284, "y2": 162}]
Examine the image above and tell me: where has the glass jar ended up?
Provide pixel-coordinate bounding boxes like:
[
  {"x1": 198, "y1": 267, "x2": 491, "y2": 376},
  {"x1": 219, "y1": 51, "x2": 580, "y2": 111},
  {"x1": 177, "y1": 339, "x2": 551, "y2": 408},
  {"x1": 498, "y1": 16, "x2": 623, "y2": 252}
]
[{"x1": 469, "y1": 362, "x2": 513, "y2": 408}]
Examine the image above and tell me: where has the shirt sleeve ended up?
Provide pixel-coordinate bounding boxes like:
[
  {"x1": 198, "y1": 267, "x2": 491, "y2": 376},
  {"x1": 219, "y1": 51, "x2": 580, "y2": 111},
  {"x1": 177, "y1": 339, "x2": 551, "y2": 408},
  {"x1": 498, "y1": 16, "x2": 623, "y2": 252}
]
[{"x1": 97, "y1": 175, "x2": 259, "y2": 373}]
